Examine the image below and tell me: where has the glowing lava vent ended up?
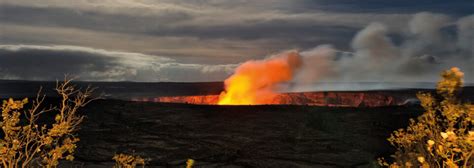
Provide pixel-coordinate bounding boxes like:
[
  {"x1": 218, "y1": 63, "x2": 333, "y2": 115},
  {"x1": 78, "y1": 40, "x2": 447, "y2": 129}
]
[
  {"x1": 217, "y1": 51, "x2": 302, "y2": 105},
  {"x1": 135, "y1": 91, "x2": 411, "y2": 107},
  {"x1": 131, "y1": 50, "x2": 416, "y2": 107}
]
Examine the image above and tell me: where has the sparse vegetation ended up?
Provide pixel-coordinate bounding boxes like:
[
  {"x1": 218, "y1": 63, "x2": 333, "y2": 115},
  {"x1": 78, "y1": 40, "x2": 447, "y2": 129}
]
[
  {"x1": 186, "y1": 158, "x2": 195, "y2": 168},
  {"x1": 0, "y1": 79, "x2": 95, "y2": 167},
  {"x1": 380, "y1": 67, "x2": 474, "y2": 167},
  {"x1": 112, "y1": 153, "x2": 146, "y2": 168}
]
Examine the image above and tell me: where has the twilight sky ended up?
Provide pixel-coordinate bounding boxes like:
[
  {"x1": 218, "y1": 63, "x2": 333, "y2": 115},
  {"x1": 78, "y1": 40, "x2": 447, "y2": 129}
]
[{"x1": 0, "y1": 0, "x2": 473, "y2": 82}]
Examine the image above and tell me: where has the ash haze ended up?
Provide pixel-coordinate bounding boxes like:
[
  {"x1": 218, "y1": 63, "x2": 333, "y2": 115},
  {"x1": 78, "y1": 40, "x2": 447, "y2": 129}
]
[{"x1": 0, "y1": 0, "x2": 473, "y2": 88}]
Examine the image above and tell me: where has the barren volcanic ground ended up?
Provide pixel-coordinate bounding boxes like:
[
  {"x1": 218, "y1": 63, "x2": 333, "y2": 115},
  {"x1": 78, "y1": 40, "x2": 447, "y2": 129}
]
[
  {"x1": 71, "y1": 101, "x2": 423, "y2": 167},
  {"x1": 2, "y1": 81, "x2": 472, "y2": 167}
]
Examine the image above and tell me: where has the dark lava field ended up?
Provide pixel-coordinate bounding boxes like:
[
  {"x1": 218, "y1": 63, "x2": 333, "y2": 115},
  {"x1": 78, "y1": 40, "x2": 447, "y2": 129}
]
[
  {"x1": 67, "y1": 101, "x2": 423, "y2": 167},
  {"x1": 3, "y1": 81, "x2": 473, "y2": 167}
]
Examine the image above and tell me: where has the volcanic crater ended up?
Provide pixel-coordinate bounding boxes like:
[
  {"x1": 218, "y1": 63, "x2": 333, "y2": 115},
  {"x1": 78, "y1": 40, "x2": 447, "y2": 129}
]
[{"x1": 3, "y1": 81, "x2": 473, "y2": 167}]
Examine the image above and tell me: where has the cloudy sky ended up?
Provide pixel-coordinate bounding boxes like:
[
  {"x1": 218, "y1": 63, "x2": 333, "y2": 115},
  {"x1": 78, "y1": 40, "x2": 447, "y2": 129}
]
[{"x1": 0, "y1": 0, "x2": 473, "y2": 82}]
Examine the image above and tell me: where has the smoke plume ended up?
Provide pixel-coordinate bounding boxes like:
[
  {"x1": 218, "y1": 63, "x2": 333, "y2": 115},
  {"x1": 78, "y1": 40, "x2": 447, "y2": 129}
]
[
  {"x1": 294, "y1": 12, "x2": 474, "y2": 87},
  {"x1": 218, "y1": 12, "x2": 473, "y2": 103}
]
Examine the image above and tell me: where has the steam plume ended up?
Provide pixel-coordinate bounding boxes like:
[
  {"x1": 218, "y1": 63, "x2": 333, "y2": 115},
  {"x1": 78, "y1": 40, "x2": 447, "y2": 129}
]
[
  {"x1": 218, "y1": 12, "x2": 474, "y2": 103},
  {"x1": 296, "y1": 12, "x2": 474, "y2": 85}
]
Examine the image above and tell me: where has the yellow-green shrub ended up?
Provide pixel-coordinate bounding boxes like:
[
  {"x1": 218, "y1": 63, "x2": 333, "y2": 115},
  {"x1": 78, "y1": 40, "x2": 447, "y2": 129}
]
[
  {"x1": 112, "y1": 153, "x2": 145, "y2": 168},
  {"x1": 0, "y1": 79, "x2": 95, "y2": 168},
  {"x1": 380, "y1": 67, "x2": 474, "y2": 167}
]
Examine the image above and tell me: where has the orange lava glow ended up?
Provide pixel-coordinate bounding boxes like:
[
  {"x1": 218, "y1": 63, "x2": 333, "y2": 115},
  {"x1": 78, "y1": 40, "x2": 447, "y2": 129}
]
[
  {"x1": 143, "y1": 91, "x2": 403, "y2": 107},
  {"x1": 218, "y1": 51, "x2": 302, "y2": 105}
]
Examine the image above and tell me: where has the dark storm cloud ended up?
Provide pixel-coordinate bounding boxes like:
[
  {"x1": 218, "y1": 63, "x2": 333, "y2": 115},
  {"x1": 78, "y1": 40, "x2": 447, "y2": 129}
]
[
  {"x1": 0, "y1": 0, "x2": 473, "y2": 83},
  {"x1": 1, "y1": 1, "x2": 386, "y2": 61},
  {"x1": 0, "y1": 46, "x2": 117, "y2": 80},
  {"x1": 0, "y1": 45, "x2": 235, "y2": 81},
  {"x1": 293, "y1": 0, "x2": 474, "y2": 15},
  {"x1": 0, "y1": 3, "x2": 364, "y2": 51},
  {"x1": 0, "y1": 5, "x2": 192, "y2": 34},
  {"x1": 148, "y1": 23, "x2": 358, "y2": 50},
  {"x1": 0, "y1": 4, "x2": 357, "y2": 49},
  {"x1": 1, "y1": 1, "x2": 468, "y2": 40}
]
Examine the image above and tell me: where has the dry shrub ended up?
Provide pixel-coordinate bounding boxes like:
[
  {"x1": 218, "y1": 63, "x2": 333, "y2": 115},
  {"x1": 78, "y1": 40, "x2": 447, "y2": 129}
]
[
  {"x1": 0, "y1": 79, "x2": 95, "y2": 167},
  {"x1": 112, "y1": 153, "x2": 145, "y2": 168},
  {"x1": 380, "y1": 67, "x2": 474, "y2": 167},
  {"x1": 186, "y1": 158, "x2": 195, "y2": 168}
]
